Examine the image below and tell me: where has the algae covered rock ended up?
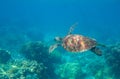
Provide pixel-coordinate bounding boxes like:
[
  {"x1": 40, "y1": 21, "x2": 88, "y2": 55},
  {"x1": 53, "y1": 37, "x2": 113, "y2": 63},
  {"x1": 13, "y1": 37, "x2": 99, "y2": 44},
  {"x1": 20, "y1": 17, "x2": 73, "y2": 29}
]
[
  {"x1": 20, "y1": 41, "x2": 49, "y2": 62},
  {"x1": 105, "y1": 42, "x2": 120, "y2": 79},
  {"x1": 0, "y1": 48, "x2": 11, "y2": 64}
]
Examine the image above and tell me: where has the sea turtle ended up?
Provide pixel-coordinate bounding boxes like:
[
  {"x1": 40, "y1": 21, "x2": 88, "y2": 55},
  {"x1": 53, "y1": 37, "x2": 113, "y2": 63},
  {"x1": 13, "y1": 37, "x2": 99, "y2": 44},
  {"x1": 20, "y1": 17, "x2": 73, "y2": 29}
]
[{"x1": 49, "y1": 23, "x2": 105, "y2": 56}]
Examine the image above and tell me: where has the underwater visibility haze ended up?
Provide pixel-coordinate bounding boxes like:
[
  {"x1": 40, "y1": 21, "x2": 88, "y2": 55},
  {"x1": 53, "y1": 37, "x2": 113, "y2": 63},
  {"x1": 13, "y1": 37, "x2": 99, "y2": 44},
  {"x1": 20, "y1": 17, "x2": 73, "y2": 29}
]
[{"x1": 0, "y1": 0, "x2": 120, "y2": 79}]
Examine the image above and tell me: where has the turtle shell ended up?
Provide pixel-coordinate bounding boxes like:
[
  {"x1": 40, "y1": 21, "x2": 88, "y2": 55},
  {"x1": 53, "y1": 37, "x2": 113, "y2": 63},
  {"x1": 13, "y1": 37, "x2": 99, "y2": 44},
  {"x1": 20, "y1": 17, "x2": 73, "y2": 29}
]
[{"x1": 62, "y1": 34, "x2": 97, "y2": 52}]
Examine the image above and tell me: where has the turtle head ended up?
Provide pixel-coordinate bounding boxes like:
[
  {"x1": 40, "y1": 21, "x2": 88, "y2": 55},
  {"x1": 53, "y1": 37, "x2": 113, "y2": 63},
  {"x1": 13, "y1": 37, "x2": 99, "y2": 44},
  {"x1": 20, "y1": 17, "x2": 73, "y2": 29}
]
[
  {"x1": 49, "y1": 37, "x2": 62, "y2": 53},
  {"x1": 54, "y1": 37, "x2": 63, "y2": 42}
]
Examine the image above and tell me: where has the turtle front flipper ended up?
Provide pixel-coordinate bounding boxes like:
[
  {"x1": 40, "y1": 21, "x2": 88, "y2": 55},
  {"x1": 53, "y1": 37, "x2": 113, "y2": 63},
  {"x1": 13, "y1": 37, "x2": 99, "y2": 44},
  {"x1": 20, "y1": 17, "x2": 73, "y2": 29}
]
[
  {"x1": 67, "y1": 22, "x2": 78, "y2": 35},
  {"x1": 90, "y1": 47, "x2": 102, "y2": 56},
  {"x1": 49, "y1": 43, "x2": 61, "y2": 53}
]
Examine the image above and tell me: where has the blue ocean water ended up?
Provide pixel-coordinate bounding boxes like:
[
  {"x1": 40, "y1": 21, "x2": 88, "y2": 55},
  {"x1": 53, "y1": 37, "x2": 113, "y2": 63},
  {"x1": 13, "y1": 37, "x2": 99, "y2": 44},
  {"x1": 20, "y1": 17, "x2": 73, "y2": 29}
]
[{"x1": 0, "y1": 0, "x2": 120, "y2": 79}]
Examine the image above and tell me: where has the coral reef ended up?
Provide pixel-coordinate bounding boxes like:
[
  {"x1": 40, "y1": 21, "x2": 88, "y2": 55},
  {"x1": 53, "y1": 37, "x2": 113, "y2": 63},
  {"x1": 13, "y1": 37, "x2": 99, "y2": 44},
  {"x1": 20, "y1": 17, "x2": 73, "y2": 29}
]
[
  {"x1": 0, "y1": 59, "x2": 45, "y2": 79},
  {"x1": 55, "y1": 62, "x2": 85, "y2": 79},
  {"x1": 20, "y1": 41, "x2": 62, "y2": 79},
  {"x1": 0, "y1": 49, "x2": 11, "y2": 64},
  {"x1": 1, "y1": 32, "x2": 119, "y2": 79},
  {"x1": 94, "y1": 65, "x2": 113, "y2": 79}
]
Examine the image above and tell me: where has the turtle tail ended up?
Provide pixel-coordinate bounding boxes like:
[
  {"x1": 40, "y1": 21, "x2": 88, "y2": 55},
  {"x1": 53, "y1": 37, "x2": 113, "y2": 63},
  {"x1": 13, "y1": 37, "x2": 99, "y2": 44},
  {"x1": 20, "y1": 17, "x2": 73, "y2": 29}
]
[{"x1": 90, "y1": 47, "x2": 102, "y2": 56}]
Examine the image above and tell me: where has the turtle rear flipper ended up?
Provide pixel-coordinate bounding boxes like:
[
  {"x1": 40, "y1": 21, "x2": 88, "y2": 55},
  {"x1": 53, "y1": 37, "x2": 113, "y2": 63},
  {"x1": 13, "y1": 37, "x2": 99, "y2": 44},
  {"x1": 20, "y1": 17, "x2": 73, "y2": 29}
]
[
  {"x1": 49, "y1": 43, "x2": 61, "y2": 53},
  {"x1": 97, "y1": 43, "x2": 107, "y2": 48},
  {"x1": 90, "y1": 47, "x2": 102, "y2": 56}
]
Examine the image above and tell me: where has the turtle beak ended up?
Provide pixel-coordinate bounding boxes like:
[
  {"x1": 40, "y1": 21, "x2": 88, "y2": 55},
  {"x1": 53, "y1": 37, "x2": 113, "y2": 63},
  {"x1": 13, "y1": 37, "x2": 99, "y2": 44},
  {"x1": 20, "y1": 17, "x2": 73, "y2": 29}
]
[
  {"x1": 54, "y1": 37, "x2": 62, "y2": 42},
  {"x1": 54, "y1": 37, "x2": 58, "y2": 41}
]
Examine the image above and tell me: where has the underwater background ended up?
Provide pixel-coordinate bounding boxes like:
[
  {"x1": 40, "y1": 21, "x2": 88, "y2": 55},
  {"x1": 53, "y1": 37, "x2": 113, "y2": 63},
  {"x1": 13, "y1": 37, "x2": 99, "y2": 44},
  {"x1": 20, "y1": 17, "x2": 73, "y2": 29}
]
[{"x1": 0, "y1": 0, "x2": 120, "y2": 79}]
